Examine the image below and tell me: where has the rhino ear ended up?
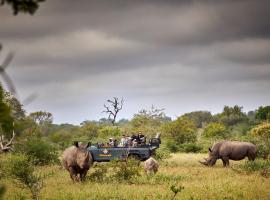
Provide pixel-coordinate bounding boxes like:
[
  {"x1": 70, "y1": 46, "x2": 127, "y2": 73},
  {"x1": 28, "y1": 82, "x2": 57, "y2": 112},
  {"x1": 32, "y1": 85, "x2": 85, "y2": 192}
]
[
  {"x1": 208, "y1": 148, "x2": 212, "y2": 152},
  {"x1": 73, "y1": 141, "x2": 79, "y2": 148}
]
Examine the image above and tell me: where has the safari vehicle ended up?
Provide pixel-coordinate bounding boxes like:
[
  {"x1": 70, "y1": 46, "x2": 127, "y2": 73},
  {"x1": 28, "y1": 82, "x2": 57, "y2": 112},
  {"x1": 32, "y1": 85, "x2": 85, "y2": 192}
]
[{"x1": 88, "y1": 134, "x2": 161, "y2": 162}]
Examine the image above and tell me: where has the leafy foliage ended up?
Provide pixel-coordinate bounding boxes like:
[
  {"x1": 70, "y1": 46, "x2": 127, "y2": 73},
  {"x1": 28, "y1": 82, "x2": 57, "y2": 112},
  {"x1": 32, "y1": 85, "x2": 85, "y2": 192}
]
[
  {"x1": 131, "y1": 106, "x2": 171, "y2": 136},
  {"x1": 215, "y1": 105, "x2": 248, "y2": 126},
  {"x1": 0, "y1": 185, "x2": 5, "y2": 200},
  {"x1": 17, "y1": 138, "x2": 58, "y2": 165},
  {"x1": 3, "y1": 154, "x2": 43, "y2": 200},
  {"x1": 170, "y1": 185, "x2": 184, "y2": 200},
  {"x1": 235, "y1": 160, "x2": 270, "y2": 173},
  {"x1": 203, "y1": 122, "x2": 227, "y2": 139},
  {"x1": 256, "y1": 106, "x2": 270, "y2": 122},
  {"x1": 109, "y1": 159, "x2": 141, "y2": 182},
  {"x1": 154, "y1": 147, "x2": 172, "y2": 160},
  {"x1": 1, "y1": 0, "x2": 45, "y2": 15},
  {"x1": 251, "y1": 123, "x2": 270, "y2": 154},
  {"x1": 182, "y1": 111, "x2": 212, "y2": 128},
  {"x1": 0, "y1": 85, "x2": 13, "y2": 137},
  {"x1": 179, "y1": 143, "x2": 203, "y2": 153}
]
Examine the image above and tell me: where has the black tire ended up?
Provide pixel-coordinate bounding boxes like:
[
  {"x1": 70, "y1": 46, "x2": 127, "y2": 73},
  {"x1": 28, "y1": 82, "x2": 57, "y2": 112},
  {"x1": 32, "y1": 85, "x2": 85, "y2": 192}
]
[{"x1": 128, "y1": 154, "x2": 140, "y2": 160}]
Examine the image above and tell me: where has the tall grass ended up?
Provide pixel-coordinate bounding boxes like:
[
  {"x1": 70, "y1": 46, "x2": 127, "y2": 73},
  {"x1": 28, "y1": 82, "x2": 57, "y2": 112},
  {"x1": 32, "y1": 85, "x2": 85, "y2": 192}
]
[{"x1": 1, "y1": 153, "x2": 270, "y2": 200}]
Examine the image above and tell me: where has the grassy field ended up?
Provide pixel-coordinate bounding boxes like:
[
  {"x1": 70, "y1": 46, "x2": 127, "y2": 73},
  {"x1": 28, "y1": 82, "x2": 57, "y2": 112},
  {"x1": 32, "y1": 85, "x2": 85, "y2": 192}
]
[{"x1": 1, "y1": 153, "x2": 270, "y2": 200}]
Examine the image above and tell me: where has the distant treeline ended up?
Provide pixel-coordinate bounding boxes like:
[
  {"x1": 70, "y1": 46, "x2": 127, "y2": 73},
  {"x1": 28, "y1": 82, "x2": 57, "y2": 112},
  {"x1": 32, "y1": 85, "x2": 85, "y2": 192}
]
[{"x1": 0, "y1": 85, "x2": 270, "y2": 158}]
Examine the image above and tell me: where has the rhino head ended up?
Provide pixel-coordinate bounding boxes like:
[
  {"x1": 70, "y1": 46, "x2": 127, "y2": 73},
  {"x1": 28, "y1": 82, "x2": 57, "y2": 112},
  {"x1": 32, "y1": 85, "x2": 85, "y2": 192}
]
[
  {"x1": 199, "y1": 148, "x2": 218, "y2": 166},
  {"x1": 74, "y1": 141, "x2": 91, "y2": 170}
]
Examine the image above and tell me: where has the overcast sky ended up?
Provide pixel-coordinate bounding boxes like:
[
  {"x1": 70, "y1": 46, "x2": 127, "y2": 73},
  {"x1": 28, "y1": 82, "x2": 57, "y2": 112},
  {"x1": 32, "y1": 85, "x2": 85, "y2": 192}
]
[{"x1": 0, "y1": 0, "x2": 270, "y2": 124}]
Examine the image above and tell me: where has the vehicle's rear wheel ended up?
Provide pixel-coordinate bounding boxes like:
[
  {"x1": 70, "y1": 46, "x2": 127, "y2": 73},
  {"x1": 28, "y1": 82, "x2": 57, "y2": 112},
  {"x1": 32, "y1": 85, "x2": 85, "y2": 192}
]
[{"x1": 128, "y1": 154, "x2": 140, "y2": 160}]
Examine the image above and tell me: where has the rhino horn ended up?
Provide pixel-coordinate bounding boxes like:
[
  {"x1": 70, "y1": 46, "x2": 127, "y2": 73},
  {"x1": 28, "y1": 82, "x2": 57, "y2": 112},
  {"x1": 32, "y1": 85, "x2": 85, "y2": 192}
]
[{"x1": 199, "y1": 160, "x2": 208, "y2": 166}]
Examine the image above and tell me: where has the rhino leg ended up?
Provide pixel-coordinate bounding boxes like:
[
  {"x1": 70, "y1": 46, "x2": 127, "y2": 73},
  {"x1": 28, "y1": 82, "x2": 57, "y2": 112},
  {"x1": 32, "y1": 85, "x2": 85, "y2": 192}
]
[
  {"x1": 221, "y1": 157, "x2": 229, "y2": 167},
  {"x1": 79, "y1": 170, "x2": 87, "y2": 181},
  {"x1": 248, "y1": 152, "x2": 256, "y2": 161},
  {"x1": 68, "y1": 167, "x2": 79, "y2": 182}
]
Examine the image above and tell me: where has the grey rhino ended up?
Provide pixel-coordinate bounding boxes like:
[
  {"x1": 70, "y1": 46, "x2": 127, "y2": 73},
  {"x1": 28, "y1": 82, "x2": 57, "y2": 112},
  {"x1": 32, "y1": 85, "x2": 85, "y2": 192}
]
[
  {"x1": 60, "y1": 141, "x2": 92, "y2": 181},
  {"x1": 199, "y1": 141, "x2": 256, "y2": 167},
  {"x1": 144, "y1": 157, "x2": 159, "y2": 175}
]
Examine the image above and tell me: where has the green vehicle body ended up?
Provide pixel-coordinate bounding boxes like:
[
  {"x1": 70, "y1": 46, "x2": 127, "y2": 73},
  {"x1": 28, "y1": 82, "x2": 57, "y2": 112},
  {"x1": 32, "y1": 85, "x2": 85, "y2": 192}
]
[{"x1": 88, "y1": 137, "x2": 161, "y2": 162}]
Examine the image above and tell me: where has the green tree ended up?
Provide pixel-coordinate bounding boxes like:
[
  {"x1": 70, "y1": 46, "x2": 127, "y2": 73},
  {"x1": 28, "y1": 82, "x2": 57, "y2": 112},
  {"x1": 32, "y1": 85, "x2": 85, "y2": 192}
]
[
  {"x1": 162, "y1": 117, "x2": 197, "y2": 152},
  {"x1": 182, "y1": 111, "x2": 212, "y2": 128},
  {"x1": 131, "y1": 106, "x2": 171, "y2": 136},
  {"x1": 29, "y1": 111, "x2": 53, "y2": 125},
  {"x1": 256, "y1": 106, "x2": 270, "y2": 122},
  {"x1": 1, "y1": 0, "x2": 46, "y2": 15},
  {"x1": 203, "y1": 122, "x2": 227, "y2": 139},
  {"x1": 3, "y1": 91, "x2": 25, "y2": 120},
  {"x1": 29, "y1": 111, "x2": 53, "y2": 136},
  {"x1": 251, "y1": 123, "x2": 270, "y2": 152},
  {"x1": 215, "y1": 105, "x2": 248, "y2": 126},
  {"x1": 4, "y1": 154, "x2": 43, "y2": 200},
  {"x1": 0, "y1": 85, "x2": 13, "y2": 137},
  {"x1": 81, "y1": 121, "x2": 99, "y2": 139}
]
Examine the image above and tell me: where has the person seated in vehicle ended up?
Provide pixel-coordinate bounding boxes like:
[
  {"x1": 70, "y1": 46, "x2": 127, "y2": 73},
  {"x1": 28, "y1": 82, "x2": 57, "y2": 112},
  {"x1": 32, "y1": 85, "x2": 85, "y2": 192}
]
[
  {"x1": 109, "y1": 138, "x2": 115, "y2": 147},
  {"x1": 140, "y1": 134, "x2": 146, "y2": 144},
  {"x1": 119, "y1": 135, "x2": 128, "y2": 147}
]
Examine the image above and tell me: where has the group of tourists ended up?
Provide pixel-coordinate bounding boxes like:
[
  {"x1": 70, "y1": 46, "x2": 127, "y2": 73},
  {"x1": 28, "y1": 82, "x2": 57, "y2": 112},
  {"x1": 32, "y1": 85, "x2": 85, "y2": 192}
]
[{"x1": 107, "y1": 132, "x2": 146, "y2": 147}]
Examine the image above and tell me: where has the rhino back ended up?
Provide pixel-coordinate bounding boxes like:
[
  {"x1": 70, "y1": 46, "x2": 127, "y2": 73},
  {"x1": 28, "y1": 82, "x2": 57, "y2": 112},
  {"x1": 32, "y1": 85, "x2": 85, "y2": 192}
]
[
  {"x1": 144, "y1": 157, "x2": 158, "y2": 169},
  {"x1": 219, "y1": 141, "x2": 256, "y2": 160}
]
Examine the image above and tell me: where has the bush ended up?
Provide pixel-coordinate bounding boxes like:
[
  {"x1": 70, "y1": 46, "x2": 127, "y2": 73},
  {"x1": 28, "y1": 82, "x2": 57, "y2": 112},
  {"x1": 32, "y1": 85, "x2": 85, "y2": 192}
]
[
  {"x1": 0, "y1": 185, "x2": 5, "y2": 200},
  {"x1": 109, "y1": 159, "x2": 141, "y2": 182},
  {"x1": 203, "y1": 122, "x2": 227, "y2": 139},
  {"x1": 98, "y1": 126, "x2": 121, "y2": 138},
  {"x1": 256, "y1": 143, "x2": 269, "y2": 159},
  {"x1": 179, "y1": 143, "x2": 203, "y2": 153},
  {"x1": 17, "y1": 138, "x2": 58, "y2": 165},
  {"x1": 154, "y1": 147, "x2": 171, "y2": 161},
  {"x1": 236, "y1": 160, "x2": 270, "y2": 173},
  {"x1": 87, "y1": 164, "x2": 108, "y2": 182},
  {"x1": 162, "y1": 117, "x2": 197, "y2": 145},
  {"x1": 166, "y1": 139, "x2": 180, "y2": 152},
  {"x1": 3, "y1": 154, "x2": 43, "y2": 200}
]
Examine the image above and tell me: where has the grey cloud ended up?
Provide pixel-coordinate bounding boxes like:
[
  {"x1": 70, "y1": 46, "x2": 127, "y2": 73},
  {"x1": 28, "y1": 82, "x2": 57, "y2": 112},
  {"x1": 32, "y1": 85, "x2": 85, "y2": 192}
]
[{"x1": 0, "y1": 0, "x2": 270, "y2": 124}]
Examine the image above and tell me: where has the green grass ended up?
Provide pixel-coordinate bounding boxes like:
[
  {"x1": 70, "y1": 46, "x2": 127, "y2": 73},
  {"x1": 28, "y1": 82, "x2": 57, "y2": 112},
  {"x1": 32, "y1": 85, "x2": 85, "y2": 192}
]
[{"x1": 1, "y1": 153, "x2": 270, "y2": 200}]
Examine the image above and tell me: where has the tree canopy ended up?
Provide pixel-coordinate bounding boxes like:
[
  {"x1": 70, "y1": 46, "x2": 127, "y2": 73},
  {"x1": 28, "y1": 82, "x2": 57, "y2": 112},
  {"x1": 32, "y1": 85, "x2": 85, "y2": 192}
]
[{"x1": 1, "y1": 0, "x2": 45, "y2": 15}]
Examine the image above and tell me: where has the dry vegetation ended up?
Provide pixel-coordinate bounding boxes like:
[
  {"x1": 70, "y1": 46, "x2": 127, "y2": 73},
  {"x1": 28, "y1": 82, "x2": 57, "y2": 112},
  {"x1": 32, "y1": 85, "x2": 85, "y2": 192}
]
[{"x1": 1, "y1": 153, "x2": 270, "y2": 200}]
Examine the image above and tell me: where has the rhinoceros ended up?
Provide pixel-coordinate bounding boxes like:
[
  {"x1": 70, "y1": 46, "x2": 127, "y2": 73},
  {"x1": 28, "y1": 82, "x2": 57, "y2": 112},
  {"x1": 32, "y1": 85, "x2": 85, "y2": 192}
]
[
  {"x1": 60, "y1": 141, "x2": 92, "y2": 181},
  {"x1": 144, "y1": 157, "x2": 159, "y2": 175},
  {"x1": 199, "y1": 141, "x2": 256, "y2": 167}
]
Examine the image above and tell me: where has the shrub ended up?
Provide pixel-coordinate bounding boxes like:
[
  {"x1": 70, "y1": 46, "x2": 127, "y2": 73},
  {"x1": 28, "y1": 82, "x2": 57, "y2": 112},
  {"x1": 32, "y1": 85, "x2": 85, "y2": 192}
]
[
  {"x1": 203, "y1": 122, "x2": 227, "y2": 139},
  {"x1": 87, "y1": 164, "x2": 108, "y2": 182},
  {"x1": 17, "y1": 138, "x2": 58, "y2": 165},
  {"x1": 251, "y1": 123, "x2": 270, "y2": 152},
  {"x1": 236, "y1": 160, "x2": 270, "y2": 173},
  {"x1": 166, "y1": 139, "x2": 180, "y2": 153},
  {"x1": 109, "y1": 158, "x2": 141, "y2": 182},
  {"x1": 3, "y1": 154, "x2": 43, "y2": 200},
  {"x1": 0, "y1": 185, "x2": 5, "y2": 200},
  {"x1": 162, "y1": 117, "x2": 197, "y2": 145},
  {"x1": 256, "y1": 143, "x2": 269, "y2": 159},
  {"x1": 179, "y1": 143, "x2": 203, "y2": 153},
  {"x1": 98, "y1": 126, "x2": 121, "y2": 138},
  {"x1": 154, "y1": 147, "x2": 171, "y2": 161}
]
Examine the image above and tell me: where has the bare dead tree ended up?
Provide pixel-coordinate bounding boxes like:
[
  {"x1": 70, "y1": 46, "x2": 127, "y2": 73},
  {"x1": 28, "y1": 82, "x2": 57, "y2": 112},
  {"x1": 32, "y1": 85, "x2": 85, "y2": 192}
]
[
  {"x1": 0, "y1": 130, "x2": 15, "y2": 152},
  {"x1": 103, "y1": 97, "x2": 124, "y2": 125}
]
